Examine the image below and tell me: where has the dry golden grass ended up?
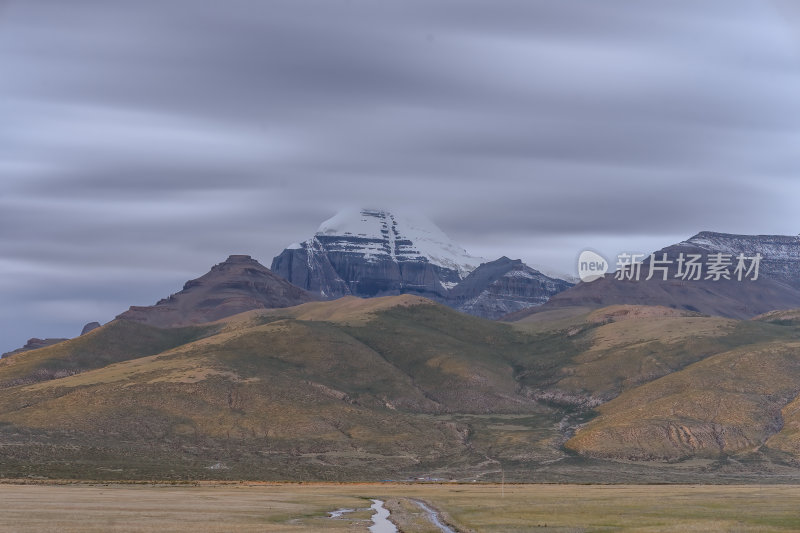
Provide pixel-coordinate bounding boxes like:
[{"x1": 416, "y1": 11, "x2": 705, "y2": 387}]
[
  {"x1": 510, "y1": 306, "x2": 594, "y2": 332},
  {"x1": 584, "y1": 315, "x2": 735, "y2": 352},
  {"x1": 5, "y1": 298, "x2": 800, "y2": 481},
  {"x1": 767, "y1": 395, "x2": 800, "y2": 455},
  {"x1": 268, "y1": 294, "x2": 433, "y2": 324},
  {"x1": 586, "y1": 305, "x2": 700, "y2": 322},
  {"x1": 538, "y1": 311, "x2": 740, "y2": 404},
  {"x1": 1, "y1": 483, "x2": 799, "y2": 532},
  {"x1": 0, "y1": 321, "x2": 211, "y2": 385},
  {"x1": 568, "y1": 340, "x2": 800, "y2": 459},
  {"x1": 752, "y1": 309, "x2": 800, "y2": 323},
  {"x1": 0, "y1": 483, "x2": 368, "y2": 533}
]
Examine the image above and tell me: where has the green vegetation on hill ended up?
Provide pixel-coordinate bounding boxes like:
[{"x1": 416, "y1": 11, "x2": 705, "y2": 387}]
[
  {"x1": 3, "y1": 296, "x2": 800, "y2": 481},
  {"x1": 0, "y1": 320, "x2": 215, "y2": 388}
]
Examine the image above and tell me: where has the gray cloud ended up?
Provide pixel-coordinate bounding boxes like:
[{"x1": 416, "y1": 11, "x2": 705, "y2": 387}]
[{"x1": 2, "y1": 0, "x2": 800, "y2": 351}]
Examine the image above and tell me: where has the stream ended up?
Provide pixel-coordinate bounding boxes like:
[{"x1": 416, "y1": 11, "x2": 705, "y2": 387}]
[
  {"x1": 412, "y1": 499, "x2": 457, "y2": 533},
  {"x1": 327, "y1": 497, "x2": 451, "y2": 532},
  {"x1": 368, "y1": 499, "x2": 398, "y2": 533}
]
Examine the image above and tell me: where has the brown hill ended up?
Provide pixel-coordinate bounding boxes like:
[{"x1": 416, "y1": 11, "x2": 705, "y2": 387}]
[{"x1": 116, "y1": 255, "x2": 315, "y2": 327}]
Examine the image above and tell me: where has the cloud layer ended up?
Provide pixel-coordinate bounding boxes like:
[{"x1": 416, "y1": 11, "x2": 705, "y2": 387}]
[{"x1": 2, "y1": 0, "x2": 800, "y2": 350}]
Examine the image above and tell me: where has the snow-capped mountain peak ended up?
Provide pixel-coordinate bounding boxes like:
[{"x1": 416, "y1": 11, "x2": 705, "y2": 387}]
[
  {"x1": 271, "y1": 209, "x2": 573, "y2": 313},
  {"x1": 314, "y1": 208, "x2": 483, "y2": 278}
]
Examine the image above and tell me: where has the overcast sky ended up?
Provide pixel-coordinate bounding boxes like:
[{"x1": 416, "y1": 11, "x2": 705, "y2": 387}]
[{"x1": 2, "y1": 0, "x2": 800, "y2": 352}]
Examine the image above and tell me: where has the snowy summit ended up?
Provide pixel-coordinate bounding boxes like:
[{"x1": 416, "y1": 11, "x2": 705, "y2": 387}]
[
  {"x1": 270, "y1": 208, "x2": 573, "y2": 316},
  {"x1": 271, "y1": 208, "x2": 485, "y2": 300},
  {"x1": 314, "y1": 208, "x2": 484, "y2": 277}
]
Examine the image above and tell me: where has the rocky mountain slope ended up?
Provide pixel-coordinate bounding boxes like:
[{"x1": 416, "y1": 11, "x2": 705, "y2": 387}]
[
  {"x1": 449, "y1": 257, "x2": 574, "y2": 319},
  {"x1": 509, "y1": 231, "x2": 800, "y2": 320},
  {"x1": 117, "y1": 254, "x2": 315, "y2": 328},
  {"x1": 271, "y1": 208, "x2": 571, "y2": 318}
]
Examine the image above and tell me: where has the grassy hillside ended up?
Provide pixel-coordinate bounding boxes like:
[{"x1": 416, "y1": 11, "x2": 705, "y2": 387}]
[
  {"x1": 0, "y1": 296, "x2": 560, "y2": 480},
  {"x1": 0, "y1": 320, "x2": 214, "y2": 388},
  {"x1": 565, "y1": 315, "x2": 800, "y2": 461},
  {"x1": 507, "y1": 305, "x2": 799, "y2": 410},
  {"x1": 3, "y1": 297, "x2": 800, "y2": 480}
]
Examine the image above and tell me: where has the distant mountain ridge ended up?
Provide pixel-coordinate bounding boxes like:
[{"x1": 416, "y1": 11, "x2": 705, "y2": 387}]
[
  {"x1": 272, "y1": 208, "x2": 572, "y2": 318},
  {"x1": 509, "y1": 231, "x2": 800, "y2": 320},
  {"x1": 675, "y1": 231, "x2": 800, "y2": 288},
  {"x1": 450, "y1": 256, "x2": 574, "y2": 319}
]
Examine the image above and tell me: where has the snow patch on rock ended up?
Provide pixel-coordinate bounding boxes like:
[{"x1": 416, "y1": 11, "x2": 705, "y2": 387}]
[{"x1": 314, "y1": 208, "x2": 483, "y2": 278}]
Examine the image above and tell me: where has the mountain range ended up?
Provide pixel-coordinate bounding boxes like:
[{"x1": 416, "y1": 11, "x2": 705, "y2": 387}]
[{"x1": 4, "y1": 211, "x2": 800, "y2": 482}]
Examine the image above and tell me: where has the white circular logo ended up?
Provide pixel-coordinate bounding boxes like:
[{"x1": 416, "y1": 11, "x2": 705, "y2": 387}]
[{"x1": 578, "y1": 250, "x2": 608, "y2": 282}]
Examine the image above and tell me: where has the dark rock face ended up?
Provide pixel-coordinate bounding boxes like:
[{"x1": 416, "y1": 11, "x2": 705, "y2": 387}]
[
  {"x1": 271, "y1": 240, "x2": 352, "y2": 298},
  {"x1": 271, "y1": 209, "x2": 481, "y2": 301},
  {"x1": 1, "y1": 337, "x2": 68, "y2": 359},
  {"x1": 272, "y1": 236, "x2": 462, "y2": 300},
  {"x1": 513, "y1": 231, "x2": 800, "y2": 320},
  {"x1": 449, "y1": 257, "x2": 574, "y2": 319},
  {"x1": 116, "y1": 255, "x2": 316, "y2": 328},
  {"x1": 80, "y1": 322, "x2": 102, "y2": 335},
  {"x1": 271, "y1": 209, "x2": 573, "y2": 318}
]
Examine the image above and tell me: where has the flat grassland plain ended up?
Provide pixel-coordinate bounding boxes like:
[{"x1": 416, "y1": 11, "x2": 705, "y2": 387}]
[{"x1": 0, "y1": 483, "x2": 799, "y2": 532}]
